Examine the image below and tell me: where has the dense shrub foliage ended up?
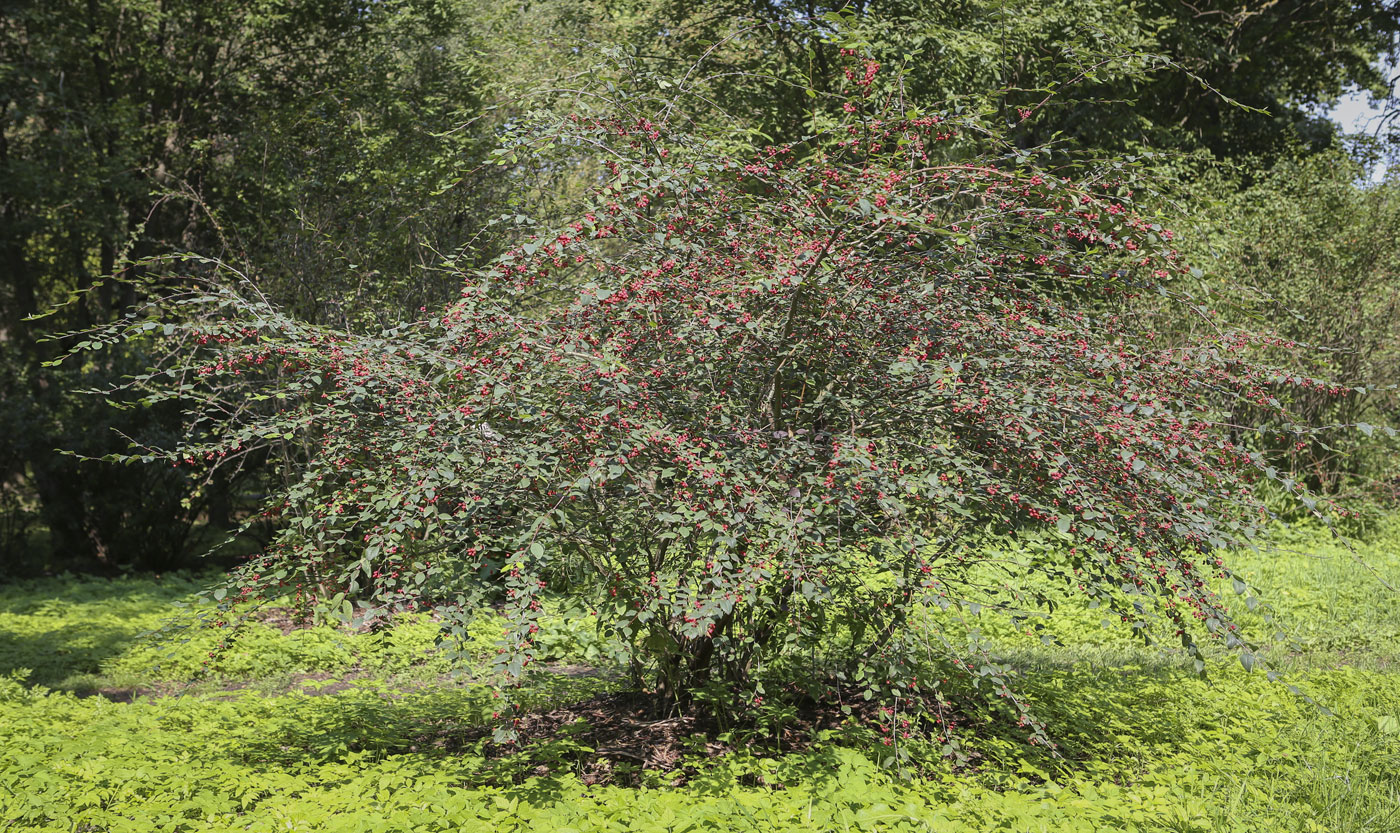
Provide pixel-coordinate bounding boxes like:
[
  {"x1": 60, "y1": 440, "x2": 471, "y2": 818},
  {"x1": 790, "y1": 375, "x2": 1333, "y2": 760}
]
[{"x1": 79, "y1": 66, "x2": 1339, "y2": 733}]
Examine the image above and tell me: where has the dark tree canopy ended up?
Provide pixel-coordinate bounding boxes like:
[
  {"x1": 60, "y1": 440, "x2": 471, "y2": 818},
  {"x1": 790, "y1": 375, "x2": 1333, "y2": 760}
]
[
  {"x1": 625, "y1": 0, "x2": 1400, "y2": 162},
  {"x1": 0, "y1": 0, "x2": 492, "y2": 570}
]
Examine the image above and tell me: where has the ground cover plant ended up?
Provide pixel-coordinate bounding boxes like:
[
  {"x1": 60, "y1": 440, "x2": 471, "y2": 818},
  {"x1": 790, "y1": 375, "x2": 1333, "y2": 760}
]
[{"x1": 1, "y1": 524, "x2": 1397, "y2": 831}]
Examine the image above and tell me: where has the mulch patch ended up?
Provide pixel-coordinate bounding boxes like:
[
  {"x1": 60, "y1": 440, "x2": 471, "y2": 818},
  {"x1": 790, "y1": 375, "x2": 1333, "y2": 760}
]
[
  {"x1": 496, "y1": 690, "x2": 724, "y2": 779},
  {"x1": 459, "y1": 684, "x2": 965, "y2": 786}
]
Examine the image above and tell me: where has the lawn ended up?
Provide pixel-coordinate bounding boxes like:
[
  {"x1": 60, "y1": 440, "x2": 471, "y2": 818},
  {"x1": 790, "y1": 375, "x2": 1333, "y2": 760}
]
[{"x1": 1, "y1": 524, "x2": 1397, "y2": 832}]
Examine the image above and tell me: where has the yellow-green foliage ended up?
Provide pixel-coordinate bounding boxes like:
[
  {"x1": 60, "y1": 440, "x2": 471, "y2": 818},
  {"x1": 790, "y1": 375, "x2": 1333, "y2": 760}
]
[
  {"x1": 1, "y1": 524, "x2": 1398, "y2": 831},
  {"x1": 0, "y1": 575, "x2": 592, "y2": 690},
  {"x1": 0, "y1": 573, "x2": 209, "y2": 688},
  {"x1": 1, "y1": 664, "x2": 1396, "y2": 832},
  {"x1": 923, "y1": 521, "x2": 1400, "y2": 667}
]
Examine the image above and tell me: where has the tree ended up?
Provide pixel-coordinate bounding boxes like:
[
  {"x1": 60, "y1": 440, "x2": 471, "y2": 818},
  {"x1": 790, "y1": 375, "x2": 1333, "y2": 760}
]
[
  {"x1": 0, "y1": 0, "x2": 493, "y2": 571},
  {"x1": 623, "y1": 0, "x2": 1400, "y2": 164},
  {"x1": 1181, "y1": 152, "x2": 1400, "y2": 509},
  {"x1": 85, "y1": 58, "x2": 1334, "y2": 737}
]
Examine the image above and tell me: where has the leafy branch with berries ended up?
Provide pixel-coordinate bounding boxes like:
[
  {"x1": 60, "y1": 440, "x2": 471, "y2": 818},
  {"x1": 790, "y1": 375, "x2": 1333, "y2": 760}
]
[{"x1": 70, "y1": 54, "x2": 1340, "y2": 747}]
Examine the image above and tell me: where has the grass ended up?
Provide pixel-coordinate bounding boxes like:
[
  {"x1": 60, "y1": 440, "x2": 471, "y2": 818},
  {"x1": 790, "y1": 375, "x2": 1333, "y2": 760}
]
[{"x1": 0, "y1": 523, "x2": 1397, "y2": 831}]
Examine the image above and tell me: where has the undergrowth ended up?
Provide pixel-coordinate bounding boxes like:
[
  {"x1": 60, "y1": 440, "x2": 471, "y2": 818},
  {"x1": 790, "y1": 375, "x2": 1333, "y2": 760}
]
[{"x1": 1, "y1": 523, "x2": 1397, "y2": 832}]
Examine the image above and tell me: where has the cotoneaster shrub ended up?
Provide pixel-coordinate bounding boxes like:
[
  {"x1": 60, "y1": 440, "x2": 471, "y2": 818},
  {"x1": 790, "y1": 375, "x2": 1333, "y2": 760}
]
[{"x1": 73, "y1": 57, "x2": 1338, "y2": 739}]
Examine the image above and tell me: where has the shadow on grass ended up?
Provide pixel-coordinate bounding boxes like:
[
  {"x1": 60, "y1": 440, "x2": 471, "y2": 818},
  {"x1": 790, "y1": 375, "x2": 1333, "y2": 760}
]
[
  {"x1": 0, "y1": 627, "x2": 148, "y2": 687},
  {"x1": 0, "y1": 575, "x2": 207, "y2": 687},
  {"x1": 178, "y1": 675, "x2": 865, "y2": 802},
  {"x1": 136, "y1": 652, "x2": 1219, "y2": 797},
  {"x1": 905, "y1": 648, "x2": 1222, "y2": 780}
]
